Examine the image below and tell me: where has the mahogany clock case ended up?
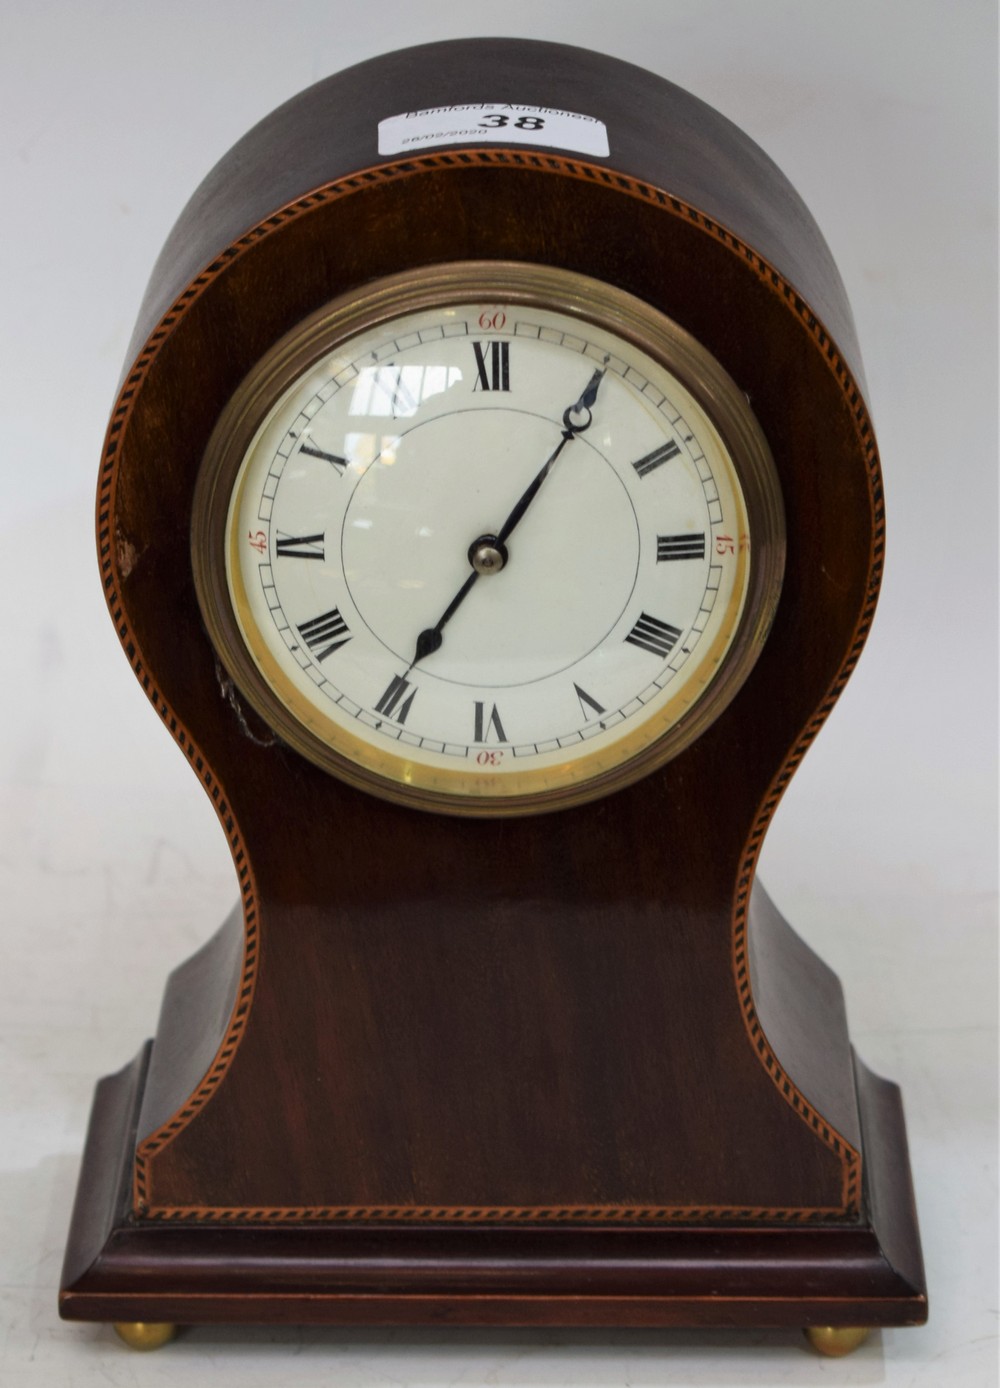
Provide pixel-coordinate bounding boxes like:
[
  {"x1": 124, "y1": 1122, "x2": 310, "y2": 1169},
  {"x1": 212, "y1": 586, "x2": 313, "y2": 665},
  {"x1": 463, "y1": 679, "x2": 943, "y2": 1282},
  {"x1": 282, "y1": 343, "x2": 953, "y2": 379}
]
[{"x1": 59, "y1": 39, "x2": 926, "y2": 1330}]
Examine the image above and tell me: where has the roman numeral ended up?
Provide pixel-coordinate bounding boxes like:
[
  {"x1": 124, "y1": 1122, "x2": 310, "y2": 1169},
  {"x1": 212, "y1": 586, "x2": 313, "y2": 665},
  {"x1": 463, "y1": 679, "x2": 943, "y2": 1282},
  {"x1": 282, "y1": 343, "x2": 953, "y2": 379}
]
[
  {"x1": 633, "y1": 440, "x2": 681, "y2": 478},
  {"x1": 374, "y1": 674, "x2": 416, "y2": 725},
  {"x1": 656, "y1": 532, "x2": 705, "y2": 562},
  {"x1": 297, "y1": 608, "x2": 351, "y2": 661},
  {"x1": 474, "y1": 701, "x2": 507, "y2": 743},
  {"x1": 625, "y1": 613, "x2": 682, "y2": 658},
  {"x1": 574, "y1": 684, "x2": 606, "y2": 719},
  {"x1": 275, "y1": 532, "x2": 325, "y2": 560},
  {"x1": 472, "y1": 340, "x2": 510, "y2": 392},
  {"x1": 299, "y1": 443, "x2": 347, "y2": 472}
]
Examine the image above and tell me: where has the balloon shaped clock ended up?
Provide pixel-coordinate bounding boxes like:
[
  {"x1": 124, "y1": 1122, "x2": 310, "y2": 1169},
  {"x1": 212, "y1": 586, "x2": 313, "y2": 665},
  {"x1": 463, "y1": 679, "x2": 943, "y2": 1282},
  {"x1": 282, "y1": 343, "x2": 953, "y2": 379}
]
[{"x1": 60, "y1": 39, "x2": 926, "y2": 1352}]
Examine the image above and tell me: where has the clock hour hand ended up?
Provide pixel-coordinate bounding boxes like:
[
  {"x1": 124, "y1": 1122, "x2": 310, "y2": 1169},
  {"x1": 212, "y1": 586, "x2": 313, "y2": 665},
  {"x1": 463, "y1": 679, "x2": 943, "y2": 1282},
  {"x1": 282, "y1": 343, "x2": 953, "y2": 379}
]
[
  {"x1": 408, "y1": 572, "x2": 478, "y2": 668},
  {"x1": 407, "y1": 360, "x2": 610, "y2": 671}
]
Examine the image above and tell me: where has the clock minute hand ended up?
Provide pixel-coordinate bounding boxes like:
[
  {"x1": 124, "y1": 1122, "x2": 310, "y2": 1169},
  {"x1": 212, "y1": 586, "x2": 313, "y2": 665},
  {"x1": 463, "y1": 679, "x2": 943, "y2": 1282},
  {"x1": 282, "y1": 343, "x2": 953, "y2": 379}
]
[
  {"x1": 495, "y1": 359, "x2": 609, "y2": 546},
  {"x1": 407, "y1": 360, "x2": 610, "y2": 671}
]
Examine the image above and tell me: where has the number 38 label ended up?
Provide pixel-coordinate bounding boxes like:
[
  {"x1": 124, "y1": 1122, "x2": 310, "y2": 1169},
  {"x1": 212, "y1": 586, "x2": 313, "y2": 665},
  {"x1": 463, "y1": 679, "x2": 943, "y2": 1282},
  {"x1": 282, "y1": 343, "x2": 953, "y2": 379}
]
[{"x1": 378, "y1": 103, "x2": 610, "y2": 158}]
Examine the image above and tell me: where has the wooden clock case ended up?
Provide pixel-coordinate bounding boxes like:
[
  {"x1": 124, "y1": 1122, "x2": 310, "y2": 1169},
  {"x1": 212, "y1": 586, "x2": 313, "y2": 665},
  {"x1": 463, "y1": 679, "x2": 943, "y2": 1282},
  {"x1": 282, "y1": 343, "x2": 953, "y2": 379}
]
[{"x1": 60, "y1": 39, "x2": 926, "y2": 1333}]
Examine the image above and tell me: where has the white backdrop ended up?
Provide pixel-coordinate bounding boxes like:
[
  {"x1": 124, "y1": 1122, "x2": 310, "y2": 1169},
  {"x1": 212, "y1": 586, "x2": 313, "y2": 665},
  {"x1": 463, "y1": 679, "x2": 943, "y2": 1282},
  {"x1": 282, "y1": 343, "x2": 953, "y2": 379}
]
[{"x1": 1, "y1": 2, "x2": 996, "y2": 1384}]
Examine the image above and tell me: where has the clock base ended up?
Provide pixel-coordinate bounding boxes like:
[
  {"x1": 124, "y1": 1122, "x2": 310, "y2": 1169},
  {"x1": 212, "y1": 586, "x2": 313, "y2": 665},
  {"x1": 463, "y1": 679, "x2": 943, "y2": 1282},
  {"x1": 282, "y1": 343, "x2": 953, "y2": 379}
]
[{"x1": 59, "y1": 1043, "x2": 926, "y2": 1331}]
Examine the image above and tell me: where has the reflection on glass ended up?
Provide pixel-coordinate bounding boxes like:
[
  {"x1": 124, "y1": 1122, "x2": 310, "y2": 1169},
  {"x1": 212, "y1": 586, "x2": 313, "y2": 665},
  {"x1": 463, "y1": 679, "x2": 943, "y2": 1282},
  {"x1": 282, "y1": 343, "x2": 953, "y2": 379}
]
[
  {"x1": 349, "y1": 363, "x2": 462, "y2": 417},
  {"x1": 345, "y1": 432, "x2": 401, "y2": 473}
]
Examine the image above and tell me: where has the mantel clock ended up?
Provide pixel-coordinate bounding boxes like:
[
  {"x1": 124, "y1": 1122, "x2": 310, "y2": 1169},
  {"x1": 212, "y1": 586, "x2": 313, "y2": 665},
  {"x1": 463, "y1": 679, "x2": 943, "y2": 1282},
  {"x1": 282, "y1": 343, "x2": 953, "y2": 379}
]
[{"x1": 59, "y1": 39, "x2": 926, "y2": 1354}]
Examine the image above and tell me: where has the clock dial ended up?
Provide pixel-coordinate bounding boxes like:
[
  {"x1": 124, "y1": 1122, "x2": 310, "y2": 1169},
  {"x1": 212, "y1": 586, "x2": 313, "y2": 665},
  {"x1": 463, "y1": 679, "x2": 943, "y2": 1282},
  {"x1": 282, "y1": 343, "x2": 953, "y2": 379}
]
[{"x1": 194, "y1": 264, "x2": 783, "y2": 812}]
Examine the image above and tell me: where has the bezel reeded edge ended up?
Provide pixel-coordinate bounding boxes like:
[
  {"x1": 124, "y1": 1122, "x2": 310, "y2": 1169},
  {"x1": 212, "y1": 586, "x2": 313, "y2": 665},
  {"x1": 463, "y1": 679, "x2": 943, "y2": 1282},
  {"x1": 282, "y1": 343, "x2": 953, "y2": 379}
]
[{"x1": 191, "y1": 261, "x2": 785, "y2": 817}]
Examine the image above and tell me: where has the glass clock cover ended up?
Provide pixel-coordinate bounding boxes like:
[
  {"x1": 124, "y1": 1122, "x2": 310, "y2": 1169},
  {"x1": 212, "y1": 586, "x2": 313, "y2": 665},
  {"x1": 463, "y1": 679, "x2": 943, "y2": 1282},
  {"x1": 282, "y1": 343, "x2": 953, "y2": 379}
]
[{"x1": 193, "y1": 264, "x2": 783, "y2": 813}]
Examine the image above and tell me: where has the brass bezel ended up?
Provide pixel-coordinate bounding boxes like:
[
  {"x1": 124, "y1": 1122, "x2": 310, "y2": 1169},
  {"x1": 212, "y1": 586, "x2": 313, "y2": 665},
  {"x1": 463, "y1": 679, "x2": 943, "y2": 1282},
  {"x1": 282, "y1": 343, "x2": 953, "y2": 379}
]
[{"x1": 192, "y1": 262, "x2": 785, "y2": 816}]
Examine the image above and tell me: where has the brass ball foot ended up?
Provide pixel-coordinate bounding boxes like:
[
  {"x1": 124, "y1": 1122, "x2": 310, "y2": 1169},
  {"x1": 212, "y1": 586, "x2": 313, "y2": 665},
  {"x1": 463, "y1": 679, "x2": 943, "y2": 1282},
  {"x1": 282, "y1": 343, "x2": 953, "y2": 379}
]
[
  {"x1": 112, "y1": 1322, "x2": 178, "y2": 1350},
  {"x1": 805, "y1": 1325, "x2": 870, "y2": 1357}
]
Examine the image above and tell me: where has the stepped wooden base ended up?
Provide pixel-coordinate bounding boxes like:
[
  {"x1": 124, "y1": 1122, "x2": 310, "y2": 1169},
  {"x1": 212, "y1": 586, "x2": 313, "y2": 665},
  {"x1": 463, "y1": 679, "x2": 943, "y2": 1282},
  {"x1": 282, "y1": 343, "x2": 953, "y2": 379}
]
[{"x1": 59, "y1": 1041, "x2": 926, "y2": 1331}]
